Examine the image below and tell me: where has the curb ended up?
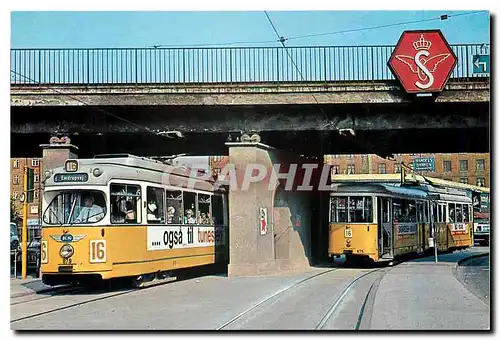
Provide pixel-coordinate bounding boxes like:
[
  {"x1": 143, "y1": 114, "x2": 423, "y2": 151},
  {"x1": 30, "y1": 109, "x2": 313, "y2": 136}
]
[
  {"x1": 457, "y1": 252, "x2": 489, "y2": 266},
  {"x1": 10, "y1": 284, "x2": 68, "y2": 299}
]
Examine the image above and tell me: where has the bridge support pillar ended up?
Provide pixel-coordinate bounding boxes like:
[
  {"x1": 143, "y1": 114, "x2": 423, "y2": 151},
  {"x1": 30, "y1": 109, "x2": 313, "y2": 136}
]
[
  {"x1": 39, "y1": 136, "x2": 79, "y2": 172},
  {"x1": 226, "y1": 142, "x2": 320, "y2": 277}
]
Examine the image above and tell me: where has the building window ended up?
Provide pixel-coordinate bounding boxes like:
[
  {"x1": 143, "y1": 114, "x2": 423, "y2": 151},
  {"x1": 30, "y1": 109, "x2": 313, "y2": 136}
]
[
  {"x1": 13, "y1": 191, "x2": 19, "y2": 199},
  {"x1": 13, "y1": 175, "x2": 19, "y2": 185},
  {"x1": 34, "y1": 173, "x2": 40, "y2": 183},
  {"x1": 31, "y1": 159, "x2": 40, "y2": 167},
  {"x1": 347, "y1": 154, "x2": 354, "y2": 158},
  {"x1": 378, "y1": 164, "x2": 386, "y2": 174},
  {"x1": 476, "y1": 159, "x2": 485, "y2": 171},
  {"x1": 13, "y1": 159, "x2": 19, "y2": 168},
  {"x1": 34, "y1": 190, "x2": 39, "y2": 199},
  {"x1": 30, "y1": 205, "x2": 39, "y2": 214},
  {"x1": 347, "y1": 164, "x2": 355, "y2": 175},
  {"x1": 394, "y1": 164, "x2": 402, "y2": 174},
  {"x1": 331, "y1": 165, "x2": 340, "y2": 175},
  {"x1": 213, "y1": 168, "x2": 222, "y2": 176},
  {"x1": 459, "y1": 160, "x2": 468, "y2": 172},
  {"x1": 477, "y1": 177, "x2": 486, "y2": 187},
  {"x1": 459, "y1": 178, "x2": 468, "y2": 184},
  {"x1": 443, "y1": 160, "x2": 451, "y2": 172}
]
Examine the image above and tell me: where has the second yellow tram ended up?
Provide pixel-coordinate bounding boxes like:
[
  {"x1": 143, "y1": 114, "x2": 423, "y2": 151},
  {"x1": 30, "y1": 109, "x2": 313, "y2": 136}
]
[{"x1": 328, "y1": 183, "x2": 473, "y2": 263}]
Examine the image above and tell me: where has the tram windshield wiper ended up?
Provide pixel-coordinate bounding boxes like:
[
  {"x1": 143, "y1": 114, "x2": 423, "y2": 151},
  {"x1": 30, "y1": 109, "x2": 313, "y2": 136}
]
[{"x1": 44, "y1": 207, "x2": 64, "y2": 226}]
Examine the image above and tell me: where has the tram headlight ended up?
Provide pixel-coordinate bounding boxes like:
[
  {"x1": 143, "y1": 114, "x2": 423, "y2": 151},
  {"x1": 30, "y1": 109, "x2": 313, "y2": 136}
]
[
  {"x1": 59, "y1": 244, "x2": 74, "y2": 258},
  {"x1": 92, "y1": 168, "x2": 102, "y2": 177},
  {"x1": 44, "y1": 169, "x2": 52, "y2": 179}
]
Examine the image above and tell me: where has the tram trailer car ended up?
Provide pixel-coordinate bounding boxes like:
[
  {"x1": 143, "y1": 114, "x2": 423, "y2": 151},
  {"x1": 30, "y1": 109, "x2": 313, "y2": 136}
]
[
  {"x1": 327, "y1": 183, "x2": 473, "y2": 264},
  {"x1": 40, "y1": 155, "x2": 229, "y2": 286}
]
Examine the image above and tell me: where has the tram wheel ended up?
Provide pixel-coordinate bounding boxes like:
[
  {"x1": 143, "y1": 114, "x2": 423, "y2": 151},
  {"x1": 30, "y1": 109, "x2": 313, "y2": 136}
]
[{"x1": 132, "y1": 275, "x2": 144, "y2": 288}]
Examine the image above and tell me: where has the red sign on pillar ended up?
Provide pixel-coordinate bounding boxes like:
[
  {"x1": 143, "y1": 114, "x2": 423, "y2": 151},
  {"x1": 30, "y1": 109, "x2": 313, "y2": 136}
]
[
  {"x1": 260, "y1": 208, "x2": 268, "y2": 235},
  {"x1": 388, "y1": 30, "x2": 457, "y2": 94}
]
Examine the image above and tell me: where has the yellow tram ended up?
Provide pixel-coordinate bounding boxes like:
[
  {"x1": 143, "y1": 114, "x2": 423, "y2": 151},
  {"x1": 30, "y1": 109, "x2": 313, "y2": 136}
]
[
  {"x1": 40, "y1": 154, "x2": 228, "y2": 286},
  {"x1": 328, "y1": 183, "x2": 473, "y2": 263}
]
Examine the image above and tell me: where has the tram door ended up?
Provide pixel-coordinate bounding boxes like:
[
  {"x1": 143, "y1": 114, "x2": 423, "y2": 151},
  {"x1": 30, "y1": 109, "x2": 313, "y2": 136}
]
[{"x1": 378, "y1": 197, "x2": 393, "y2": 259}]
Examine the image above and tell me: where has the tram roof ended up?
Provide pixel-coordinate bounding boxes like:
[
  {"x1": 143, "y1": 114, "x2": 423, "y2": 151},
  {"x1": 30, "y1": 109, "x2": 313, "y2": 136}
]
[
  {"x1": 331, "y1": 174, "x2": 489, "y2": 194},
  {"x1": 44, "y1": 154, "x2": 218, "y2": 192},
  {"x1": 331, "y1": 183, "x2": 429, "y2": 199}
]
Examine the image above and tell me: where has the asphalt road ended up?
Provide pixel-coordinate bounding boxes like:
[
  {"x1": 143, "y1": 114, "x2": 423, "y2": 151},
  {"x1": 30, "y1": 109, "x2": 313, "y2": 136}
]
[{"x1": 455, "y1": 252, "x2": 490, "y2": 306}]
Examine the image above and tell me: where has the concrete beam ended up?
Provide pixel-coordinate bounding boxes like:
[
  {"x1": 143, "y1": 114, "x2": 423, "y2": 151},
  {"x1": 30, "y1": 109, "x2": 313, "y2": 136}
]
[
  {"x1": 10, "y1": 80, "x2": 489, "y2": 106},
  {"x1": 10, "y1": 111, "x2": 488, "y2": 134}
]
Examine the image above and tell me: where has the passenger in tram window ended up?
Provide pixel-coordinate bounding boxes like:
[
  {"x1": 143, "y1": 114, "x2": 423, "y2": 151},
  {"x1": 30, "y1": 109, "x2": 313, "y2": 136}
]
[
  {"x1": 463, "y1": 205, "x2": 470, "y2": 223},
  {"x1": 167, "y1": 206, "x2": 176, "y2": 224},
  {"x1": 125, "y1": 201, "x2": 136, "y2": 223},
  {"x1": 73, "y1": 195, "x2": 105, "y2": 223},
  {"x1": 147, "y1": 201, "x2": 159, "y2": 222},
  {"x1": 449, "y1": 209, "x2": 455, "y2": 223},
  {"x1": 199, "y1": 212, "x2": 211, "y2": 224},
  {"x1": 184, "y1": 209, "x2": 196, "y2": 224}
]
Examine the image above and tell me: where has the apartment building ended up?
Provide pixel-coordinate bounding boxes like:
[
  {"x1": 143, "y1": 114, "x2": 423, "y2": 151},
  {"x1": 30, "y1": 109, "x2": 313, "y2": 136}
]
[{"x1": 10, "y1": 158, "x2": 44, "y2": 239}]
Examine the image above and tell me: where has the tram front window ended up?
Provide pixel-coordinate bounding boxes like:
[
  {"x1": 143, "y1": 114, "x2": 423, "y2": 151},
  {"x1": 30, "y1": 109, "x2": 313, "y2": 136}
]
[
  {"x1": 43, "y1": 190, "x2": 107, "y2": 225},
  {"x1": 330, "y1": 196, "x2": 373, "y2": 223}
]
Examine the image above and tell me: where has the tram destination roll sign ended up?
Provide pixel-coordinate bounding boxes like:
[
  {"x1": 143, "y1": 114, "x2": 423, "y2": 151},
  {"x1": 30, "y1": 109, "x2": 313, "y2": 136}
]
[{"x1": 54, "y1": 173, "x2": 89, "y2": 182}]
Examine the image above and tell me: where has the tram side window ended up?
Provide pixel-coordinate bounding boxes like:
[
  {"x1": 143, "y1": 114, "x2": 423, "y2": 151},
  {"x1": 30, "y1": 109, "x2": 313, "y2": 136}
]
[
  {"x1": 110, "y1": 184, "x2": 141, "y2": 224},
  {"x1": 183, "y1": 191, "x2": 197, "y2": 224},
  {"x1": 438, "y1": 204, "x2": 446, "y2": 223},
  {"x1": 348, "y1": 197, "x2": 373, "y2": 223},
  {"x1": 381, "y1": 199, "x2": 390, "y2": 223},
  {"x1": 212, "y1": 195, "x2": 224, "y2": 225},
  {"x1": 198, "y1": 194, "x2": 212, "y2": 225},
  {"x1": 462, "y1": 204, "x2": 470, "y2": 223},
  {"x1": 393, "y1": 199, "x2": 416, "y2": 223},
  {"x1": 432, "y1": 204, "x2": 438, "y2": 222},
  {"x1": 166, "y1": 190, "x2": 183, "y2": 224},
  {"x1": 147, "y1": 187, "x2": 165, "y2": 224},
  {"x1": 448, "y1": 203, "x2": 455, "y2": 222},
  {"x1": 330, "y1": 197, "x2": 347, "y2": 223},
  {"x1": 417, "y1": 201, "x2": 427, "y2": 223},
  {"x1": 392, "y1": 199, "x2": 402, "y2": 223},
  {"x1": 454, "y1": 203, "x2": 464, "y2": 223}
]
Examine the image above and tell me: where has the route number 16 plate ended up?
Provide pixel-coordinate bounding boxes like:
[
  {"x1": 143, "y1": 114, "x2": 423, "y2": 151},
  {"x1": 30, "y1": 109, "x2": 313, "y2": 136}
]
[{"x1": 344, "y1": 229, "x2": 352, "y2": 238}]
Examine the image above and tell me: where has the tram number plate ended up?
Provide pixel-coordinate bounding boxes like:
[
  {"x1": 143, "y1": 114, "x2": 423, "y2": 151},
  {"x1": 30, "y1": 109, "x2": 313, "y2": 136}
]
[{"x1": 344, "y1": 229, "x2": 352, "y2": 238}]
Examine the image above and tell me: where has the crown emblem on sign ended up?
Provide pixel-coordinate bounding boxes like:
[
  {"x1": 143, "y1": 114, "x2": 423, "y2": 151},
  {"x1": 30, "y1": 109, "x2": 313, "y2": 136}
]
[{"x1": 413, "y1": 34, "x2": 432, "y2": 51}]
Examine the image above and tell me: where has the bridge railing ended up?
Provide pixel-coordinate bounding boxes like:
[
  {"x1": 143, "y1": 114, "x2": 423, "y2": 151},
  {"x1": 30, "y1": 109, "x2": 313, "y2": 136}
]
[{"x1": 10, "y1": 44, "x2": 490, "y2": 85}]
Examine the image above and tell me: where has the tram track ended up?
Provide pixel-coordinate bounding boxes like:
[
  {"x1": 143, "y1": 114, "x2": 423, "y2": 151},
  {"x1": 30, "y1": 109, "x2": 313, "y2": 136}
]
[
  {"x1": 315, "y1": 267, "x2": 389, "y2": 330},
  {"x1": 216, "y1": 267, "x2": 339, "y2": 330},
  {"x1": 10, "y1": 286, "x2": 85, "y2": 306},
  {"x1": 10, "y1": 276, "x2": 178, "y2": 324},
  {"x1": 217, "y1": 265, "x2": 392, "y2": 330}
]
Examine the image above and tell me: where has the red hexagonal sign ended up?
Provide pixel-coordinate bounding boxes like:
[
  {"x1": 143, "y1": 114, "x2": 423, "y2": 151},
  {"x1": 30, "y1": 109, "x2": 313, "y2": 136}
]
[{"x1": 388, "y1": 30, "x2": 457, "y2": 94}]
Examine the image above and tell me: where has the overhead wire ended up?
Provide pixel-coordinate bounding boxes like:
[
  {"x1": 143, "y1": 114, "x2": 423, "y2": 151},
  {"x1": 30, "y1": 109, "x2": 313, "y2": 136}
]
[
  {"x1": 285, "y1": 10, "x2": 486, "y2": 42},
  {"x1": 263, "y1": 11, "x2": 336, "y2": 129},
  {"x1": 149, "y1": 10, "x2": 486, "y2": 48},
  {"x1": 263, "y1": 11, "x2": 394, "y2": 159}
]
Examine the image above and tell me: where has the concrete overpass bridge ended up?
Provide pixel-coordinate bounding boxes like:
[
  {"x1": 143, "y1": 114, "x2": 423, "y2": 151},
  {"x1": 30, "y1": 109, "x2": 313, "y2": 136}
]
[{"x1": 11, "y1": 44, "x2": 489, "y2": 158}]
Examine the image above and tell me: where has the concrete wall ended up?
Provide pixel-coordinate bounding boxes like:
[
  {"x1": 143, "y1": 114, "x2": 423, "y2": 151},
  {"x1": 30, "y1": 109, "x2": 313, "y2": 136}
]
[
  {"x1": 10, "y1": 80, "x2": 489, "y2": 106},
  {"x1": 42, "y1": 147, "x2": 78, "y2": 172},
  {"x1": 227, "y1": 142, "x2": 320, "y2": 277}
]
